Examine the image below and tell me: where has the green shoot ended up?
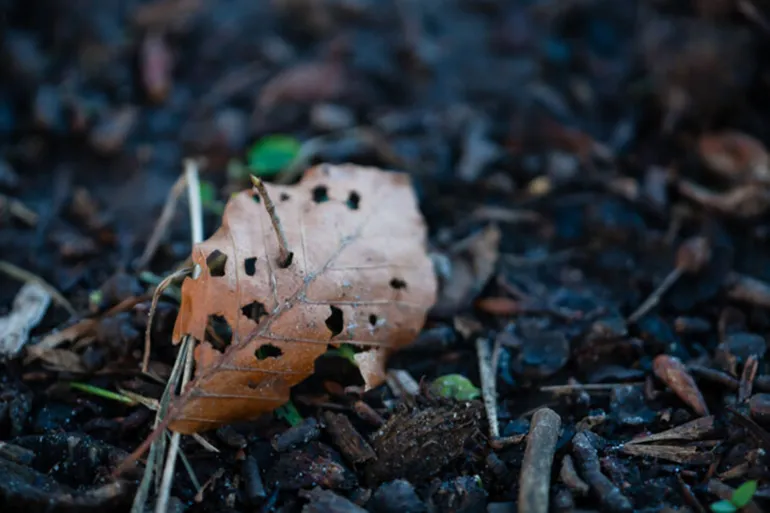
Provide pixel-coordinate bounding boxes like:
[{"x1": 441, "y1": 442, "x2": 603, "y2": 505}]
[
  {"x1": 275, "y1": 401, "x2": 303, "y2": 426},
  {"x1": 70, "y1": 382, "x2": 137, "y2": 405},
  {"x1": 247, "y1": 135, "x2": 301, "y2": 177},
  {"x1": 430, "y1": 374, "x2": 481, "y2": 401}
]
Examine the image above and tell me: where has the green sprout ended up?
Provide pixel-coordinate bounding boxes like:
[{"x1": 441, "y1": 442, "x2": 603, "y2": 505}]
[
  {"x1": 711, "y1": 480, "x2": 758, "y2": 513},
  {"x1": 275, "y1": 400, "x2": 303, "y2": 426},
  {"x1": 324, "y1": 343, "x2": 360, "y2": 366},
  {"x1": 199, "y1": 181, "x2": 225, "y2": 215},
  {"x1": 430, "y1": 374, "x2": 481, "y2": 401},
  {"x1": 247, "y1": 135, "x2": 300, "y2": 177},
  {"x1": 70, "y1": 382, "x2": 137, "y2": 405}
]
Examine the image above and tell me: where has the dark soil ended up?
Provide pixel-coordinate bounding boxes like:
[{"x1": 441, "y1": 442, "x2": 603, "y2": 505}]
[{"x1": 2, "y1": 1, "x2": 770, "y2": 512}]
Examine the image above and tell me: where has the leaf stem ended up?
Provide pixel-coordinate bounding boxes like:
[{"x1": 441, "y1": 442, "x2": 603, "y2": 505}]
[{"x1": 250, "y1": 175, "x2": 293, "y2": 267}]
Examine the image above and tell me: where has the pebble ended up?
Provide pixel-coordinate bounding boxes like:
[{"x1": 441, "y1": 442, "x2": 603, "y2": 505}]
[{"x1": 311, "y1": 103, "x2": 355, "y2": 131}]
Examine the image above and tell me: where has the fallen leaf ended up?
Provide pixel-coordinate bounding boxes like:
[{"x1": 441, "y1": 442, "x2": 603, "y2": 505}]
[
  {"x1": 0, "y1": 283, "x2": 51, "y2": 358},
  {"x1": 699, "y1": 131, "x2": 770, "y2": 183},
  {"x1": 140, "y1": 32, "x2": 173, "y2": 104},
  {"x1": 258, "y1": 61, "x2": 347, "y2": 110},
  {"x1": 170, "y1": 164, "x2": 437, "y2": 433},
  {"x1": 433, "y1": 225, "x2": 500, "y2": 317},
  {"x1": 653, "y1": 354, "x2": 710, "y2": 416}
]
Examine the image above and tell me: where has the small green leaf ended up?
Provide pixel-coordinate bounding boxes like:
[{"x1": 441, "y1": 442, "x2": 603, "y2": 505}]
[
  {"x1": 199, "y1": 181, "x2": 217, "y2": 204},
  {"x1": 275, "y1": 401, "x2": 303, "y2": 426},
  {"x1": 70, "y1": 382, "x2": 137, "y2": 405},
  {"x1": 324, "y1": 343, "x2": 359, "y2": 366},
  {"x1": 226, "y1": 158, "x2": 249, "y2": 182},
  {"x1": 430, "y1": 374, "x2": 481, "y2": 401},
  {"x1": 247, "y1": 135, "x2": 301, "y2": 177},
  {"x1": 710, "y1": 500, "x2": 737, "y2": 513},
  {"x1": 88, "y1": 289, "x2": 103, "y2": 310},
  {"x1": 199, "y1": 181, "x2": 225, "y2": 215},
  {"x1": 731, "y1": 480, "x2": 758, "y2": 508}
]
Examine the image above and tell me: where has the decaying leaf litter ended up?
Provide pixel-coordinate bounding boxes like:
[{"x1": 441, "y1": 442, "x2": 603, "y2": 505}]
[{"x1": 5, "y1": 1, "x2": 770, "y2": 512}]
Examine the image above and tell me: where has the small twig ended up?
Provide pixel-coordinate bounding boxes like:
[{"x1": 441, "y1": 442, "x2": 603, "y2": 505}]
[
  {"x1": 250, "y1": 175, "x2": 293, "y2": 267},
  {"x1": 185, "y1": 159, "x2": 204, "y2": 248},
  {"x1": 155, "y1": 337, "x2": 195, "y2": 513},
  {"x1": 476, "y1": 337, "x2": 499, "y2": 439},
  {"x1": 0, "y1": 193, "x2": 38, "y2": 226},
  {"x1": 142, "y1": 267, "x2": 193, "y2": 372},
  {"x1": 0, "y1": 260, "x2": 76, "y2": 316},
  {"x1": 153, "y1": 159, "x2": 204, "y2": 513},
  {"x1": 739, "y1": 355, "x2": 759, "y2": 404},
  {"x1": 572, "y1": 431, "x2": 633, "y2": 512},
  {"x1": 518, "y1": 408, "x2": 562, "y2": 513},
  {"x1": 540, "y1": 382, "x2": 646, "y2": 394},
  {"x1": 134, "y1": 175, "x2": 187, "y2": 270}
]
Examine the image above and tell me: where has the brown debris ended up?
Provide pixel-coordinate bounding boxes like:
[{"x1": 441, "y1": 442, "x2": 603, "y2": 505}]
[
  {"x1": 739, "y1": 355, "x2": 759, "y2": 403},
  {"x1": 571, "y1": 432, "x2": 633, "y2": 513},
  {"x1": 620, "y1": 443, "x2": 714, "y2": 465},
  {"x1": 625, "y1": 416, "x2": 717, "y2": 445},
  {"x1": 653, "y1": 354, "x2": 710, "y2": 416},
  {"x1": 323, "y1": 411, "x2": 376, "y2": 466},
  {"x1": 140, "y1": 32, "x2": 173, "y2": 104},
  {"x1": 518, "y1": 408, "x2": 562, "y2": 513},
  {"x1": 678, "y1": 180, "x2": 770, "y2": 218},
  {"x1": 366, "y1": 401, "x2": 483, "y2": 484},
  {"x1": 267, "y1": 441, "x2": 357, "y2": 491},
  {"x1": 559, "y1": 454, "x2": 589, "y2": 496},
  {"x1": 258, "y1": 61, "x2": 347, "y2": 111},
  {"x1": 698, "y1": 131, "x2": 770, "y2": 183},
  {"x1": 433, "y1": 224, "x2": 500, "y2": 316}
]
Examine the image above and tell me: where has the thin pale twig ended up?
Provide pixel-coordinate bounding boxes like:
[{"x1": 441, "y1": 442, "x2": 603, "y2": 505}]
[
  {"x1": 0, "y1": 260, "x2": 76, "y2": 315},
  {"x1": 476, "y1": 337, "x2": 499, "y2": 439},
  {"x1": 250, "y1": 175, "x2": 292, "y2": 267},
  {"x1": 142, "y1": 267, "x2": 193, "y2": 372},
  {"x1": 134, "y1": 175, "x2": 187, "y2": 270}
]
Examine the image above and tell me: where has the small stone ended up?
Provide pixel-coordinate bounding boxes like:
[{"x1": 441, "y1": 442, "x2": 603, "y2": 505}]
[
  {"x1": 370, "y1": 480, "x2": 427, "y2": 513},
  {"x1": 749, "y1": 393, "x2": 770, "y2": 424},
  {"x1": 89, "y1": 107, "x2": 137, "y2": 154},
  {"x1": 311, "y1": 103, "x2": 355, "y2": 131},
  {"x1": 33, "y1": 85, "x2": 64, "y2": 132},
  {"x1": 0, "y1": 159, "x2": 19, "y2": 188},
  {"x1": 610, "y1": 384, "x2": 656, "y2": 426}
]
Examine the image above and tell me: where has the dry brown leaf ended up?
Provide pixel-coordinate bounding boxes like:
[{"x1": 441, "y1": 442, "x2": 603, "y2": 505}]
[
  {"x1": 140, "y1": 32, "x2": 173, "y2": 104},
  {"x1": 170, "y1": 164, "x2": 437, "y2": 433},
  {"x1": 258, "y1": 61, "x2": 347, "y2": 111},
  {"x1": 698, "y1": 131, "x2": 770, "y2": 183},
  {"x1": 433, "y1": 225, "x2": 500, "y2": 317}
]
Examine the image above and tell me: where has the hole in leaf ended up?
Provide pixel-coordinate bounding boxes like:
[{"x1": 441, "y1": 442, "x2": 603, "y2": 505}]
[
  {"x1": 206, "y1": 250, "x2": 228, "y2": 277},
  {"x1": 325, "y1": 305, "x2": 343, "y2": 337},
  {"x1": 347, "y1": 191, "x2": 360, "y2": 210},
  {"x1": 241, "y1": 301, "x2": 268, "y2": 324},
  {"x1": 255, "y1": 343, "x2": 283, "y2": 360},
  {"x1": 244, "y1": 257, "x2": 257, "y2": 276},
  {"x1": 389, "y1": 277, "x2": 407, "y2": 290},
  {"x1": 251, "y1": 192, "x2": 261, "y2": 203},
  {"x1": 206, "y1": 314, "x2": 232, "y2": 353},
  {"x1": 369, "y1": 314, "x2": 378, "y2": 326},
  {"x1": 312, "y1": 185, "x2": 329, "y2": 203},
  {"x1": 279, "y1": 252, "x2": 294, "y2": 268},
  {"x1": 280, "y1": 192, "x2": 290, "y2": 202}
]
